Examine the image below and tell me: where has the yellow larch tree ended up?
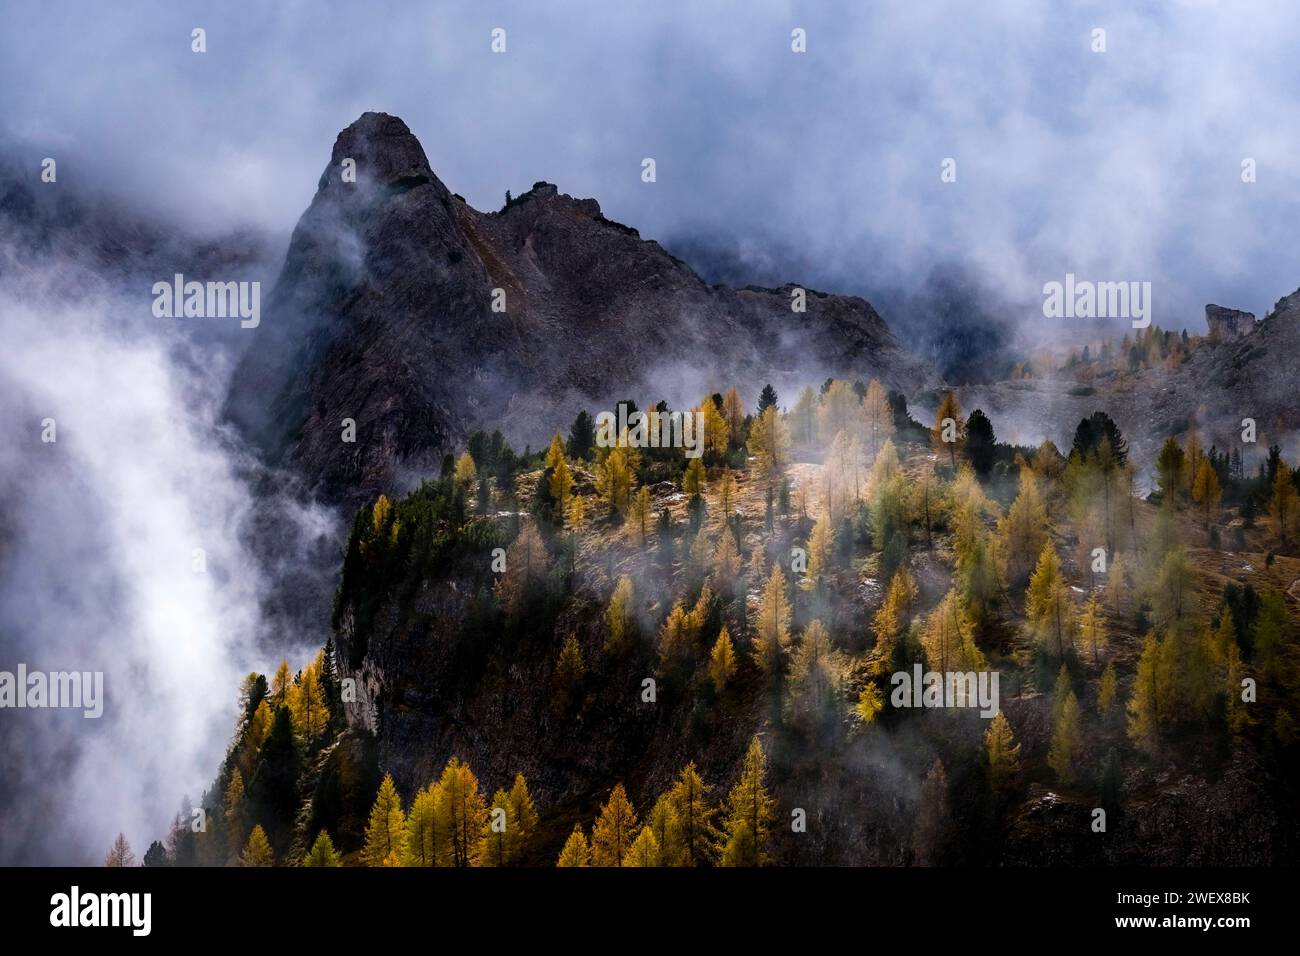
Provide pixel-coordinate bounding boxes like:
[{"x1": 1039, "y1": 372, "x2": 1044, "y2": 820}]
[{"x1": 591, "y1": 783, "x2": 639, "y2": 867}]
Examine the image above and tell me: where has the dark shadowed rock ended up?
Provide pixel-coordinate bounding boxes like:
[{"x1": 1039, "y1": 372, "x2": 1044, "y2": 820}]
[{"x1": 227, "y1": 112, "x2": 936, "y2": 506}]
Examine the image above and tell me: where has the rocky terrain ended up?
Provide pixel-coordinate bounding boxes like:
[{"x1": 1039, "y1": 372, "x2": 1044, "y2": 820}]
[{"x1": 225, "y1": 113, "x2": 935, "y2": 507}]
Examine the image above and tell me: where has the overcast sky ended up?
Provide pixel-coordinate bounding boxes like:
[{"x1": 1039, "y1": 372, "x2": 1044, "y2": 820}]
[{"x1": 3, "y1": 0, "x2": 1300, "y2": 329}]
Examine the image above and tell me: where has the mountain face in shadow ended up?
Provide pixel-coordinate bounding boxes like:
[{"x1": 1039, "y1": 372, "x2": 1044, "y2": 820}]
[{"x1": 227, "y1": 112, "x2": 936, "y2": 506}]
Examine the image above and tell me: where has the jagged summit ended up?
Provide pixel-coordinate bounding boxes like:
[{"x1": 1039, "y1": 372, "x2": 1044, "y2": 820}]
[{"x1": 226, "y1": 113, "x2": 936, "y2": 504}]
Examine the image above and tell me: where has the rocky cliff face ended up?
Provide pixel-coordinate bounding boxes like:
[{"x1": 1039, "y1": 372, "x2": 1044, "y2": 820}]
[
  {"x1": 226, "y1": 112, "x2": 935, "y2": 506},
  {"x1": 1206, "y1": 303, "x2": 1258, "y2": 342}
]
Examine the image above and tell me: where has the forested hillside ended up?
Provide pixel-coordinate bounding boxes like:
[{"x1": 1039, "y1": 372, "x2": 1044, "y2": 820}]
[{"x1": 125, "y1": 381, "x2": 1300, "y2": 867}]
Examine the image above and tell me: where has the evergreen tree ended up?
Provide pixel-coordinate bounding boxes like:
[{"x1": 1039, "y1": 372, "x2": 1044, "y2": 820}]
[{"x1": 757, "y1": 384, "x2": 779, "y2": 415}]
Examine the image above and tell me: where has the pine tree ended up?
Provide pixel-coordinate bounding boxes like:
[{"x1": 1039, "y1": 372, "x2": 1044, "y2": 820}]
[
  {"x1": 591, "y1": 783, "x2": 638, "y2": 867},
  {"x1": 719, "y1": 737, "x2": 776, "y2": 866},
  {"x1": 303, "y1": 831, "x2": 341, "y2": 866},
  {"x1": 240, "y1": 825, "x2": 274, "y2": 867},
  {"x1": 362, "y1": 773, "x2": 407, "y2": 867},
  {"x1": 1048, "y1": 688, "x2": 1083, "y2": 784},
  {"x1": 557, "y1": 827, "x2": 590, "y2": 866},
  {"x1": 1155, "y1": 437, "x2": 1185, "y2": 501},
  {"x1": 752, "y1": 566, "x2": 792, "y2": 672},
  {"x1": 984, "y1": 712, "x2": 1021, "y2": 799},
  {"x1": 104, "y1": 832, "x2": 135, "y2": 867}
]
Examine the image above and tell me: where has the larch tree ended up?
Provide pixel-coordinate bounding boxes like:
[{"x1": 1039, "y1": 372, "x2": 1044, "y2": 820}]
[
  {"x1": 1048, "y1": 688, "x2": 1083, "y2": 784},
  {"x1": 930, "y1": 391, "x2": 965, "y2": 471},
  {"x1": 817, "y1": 379, "x2": 861, "y2": 445},
  {"x1": 647, "y1": 794, "x2": 686, "y2": 867},
  {"x1": 625, "y1": 486, "x2": 652, "y2": 545},
  {"x1": 1191, "y1": 461, "x2": 1222, "y2": 530},
  {"x1": 1127, "y1": 632, "x2": 1161, "y2": 755},
  {"x1": 438, "y1": 757, "x2": 488, "y2": 867},
  {"x1": 303, "y1": 830, "x2": 341, "y2": 867},
  {"x1": 669, "y1": 762, "x2": 721, "y2": 867},
  {"x1": 984, "y1": 712, "x2": 1021, "y2": 800},
  {"x1": 722, "y1": 388, "x2": 746, "y2": 447},
  {"x1": 787, "y1": 619, "x2": 841, "y2": 731},
  {"x1": 496, "y1": 521, "x2": 549, "y2": 616},
  {"x1": 861, "y1": 378, "x2": 895, "y2": 461},
  {"x1": 505, "y1": 774, "x2": 539, "y2": 861},
  {"x1": 605, "y1": 575, "x2": 638, "y2": 654},
  {"x1": 362, "y1": 773, "x2": 408, "y2": 867},
  {"x1": 1268, "y1": 463, "x2": 1297, "y2": 547},
  {"x1": 752, "y1": 566, "x2": 792, "y2": 673},
  {"x1": 747, "y1": 406, "x2": 792, "y2": 488},
  {"x1": 1155, "y1": 437, "x2": 1185, "y2": 502},
  {"x1": 708, "y1": 627, "x2": 738, "y2": 692},
  {"x1": 1098, "y1": 662, "x2": 1118, "y2": 718},
  {"x1": 270, "y1": 660, "x2": 292, "y2": 711},
  {"x1": 997, "y1": 472, "x2": 1049, "y2": 587},
  {"x1": 790, "y1": 386, "x2": 818, "y2": 448},
  {"x1": 699, "y1": 399, "x2": 730, "y2": 460},
  {"x1": 912, "y1": 760, "x2": 950, "y2": 866},
  {"x1": 105, "y1": 832, "x2": 136, "y2": 867},
  {"x1": 805, "y1": 511, "x2": 835, "y2": 588},
  {"x1": 291, "y1": 661, "x2": 328, "y2": 745},
  {"x1": 591, "y1": 783, "x2": 639, "y2": 867},
  {"x1": 454, "y1": 451, "x2": 477, "y2": 489},
  {"x1": 623, "y1": 826, "x2": 661, "y2": 867},
  {"x1": 549, "y1": 451, "x2": 574, "y2": 520},
  {"x1": 719, "y1": 737, "x2": 777, "y2": 867},
  {"x1": 714, "y1": 527, "x2": 742, "y2": 593},
  {"x1": 556, "y1": 827, "x2": 590, "y2": 866},
  {"x1": 871, "y1": 568, "x2": 915, "y2": 673},
  {"x1": 1080, "y1": 595, "x2": 1107, "y2": 666},
  {"x1": 682, "y1": 456, "x2": 706, "y2": 497},
  {"x1": 404, "y1": 782, "x2": 448, "y2": 867},
  {"x1": 717, "y1": 468, "x2": 738, "y2": 522},
  {"x1": 554, "y1": 636, "x2": 586, "y2": 712},
  {"x1": 240, "y1": 825, "x2": 274, "y2": 867},
  {"x1": 482, "y1": 788, "x2": 512, "y2": 866},
  {"x1": 1026, "y1": 541, "x2": 1072, "y2": 660},
  {"x1": 596, "y1": 445, "x2": 634, "y2": 516}
]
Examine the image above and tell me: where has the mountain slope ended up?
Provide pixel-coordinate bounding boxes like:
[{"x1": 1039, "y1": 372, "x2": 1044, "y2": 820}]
[{"x1": 227, "y1": 112, "x2": 935, "y2": 505}]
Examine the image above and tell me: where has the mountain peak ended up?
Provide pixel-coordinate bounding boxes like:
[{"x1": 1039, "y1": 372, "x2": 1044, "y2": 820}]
[{"x1": 320, "y1": 112, "x2": 444, "y2": 195}]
